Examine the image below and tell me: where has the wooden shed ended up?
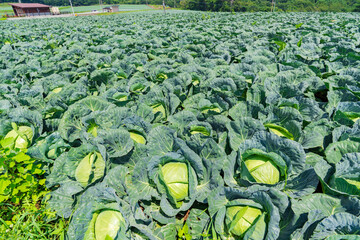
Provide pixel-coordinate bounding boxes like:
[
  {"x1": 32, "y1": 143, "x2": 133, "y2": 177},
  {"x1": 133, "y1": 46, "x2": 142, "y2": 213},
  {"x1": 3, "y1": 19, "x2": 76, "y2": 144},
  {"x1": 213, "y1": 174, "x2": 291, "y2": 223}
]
[{"x1": 10, "y1": 3, "x2": 51, "y2": 17}]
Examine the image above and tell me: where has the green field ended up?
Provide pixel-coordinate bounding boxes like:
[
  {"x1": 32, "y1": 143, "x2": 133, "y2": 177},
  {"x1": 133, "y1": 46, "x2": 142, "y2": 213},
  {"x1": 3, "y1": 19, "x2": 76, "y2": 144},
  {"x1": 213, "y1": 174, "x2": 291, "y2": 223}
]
[
  {"x1": 59, "y1": 4, "x2": 152, "y2": 13},
  {"x1": 1, "y1": 10, "x2": 360, "y2": 240},
  {"x1": 0, "y1": 3, "x2": 13, "y2": 14}
]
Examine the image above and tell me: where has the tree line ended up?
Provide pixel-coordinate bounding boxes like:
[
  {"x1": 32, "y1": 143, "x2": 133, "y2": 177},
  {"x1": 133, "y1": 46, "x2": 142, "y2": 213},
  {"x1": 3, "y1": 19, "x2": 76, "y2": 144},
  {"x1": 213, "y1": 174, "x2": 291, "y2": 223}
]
[
  {"x1": 180, "y1": 0, "x2": 360, "y2": 12},
  {"x1": 1, "y1": 0, "x2": 359, "y2": 12}
]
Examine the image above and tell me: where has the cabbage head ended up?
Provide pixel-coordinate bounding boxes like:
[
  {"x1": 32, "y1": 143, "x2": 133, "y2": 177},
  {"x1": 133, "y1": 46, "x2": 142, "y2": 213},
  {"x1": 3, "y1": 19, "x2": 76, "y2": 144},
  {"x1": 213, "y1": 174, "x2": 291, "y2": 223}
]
[
  {"x1": 85, "y1": 210, "x2": 126, "y2": 240},
  {"x1": 225, "y1": 206, "x2": 262, "y2": 236},
  {"x1": 151, "y1": 102, "x2": 166, "y2": 119},
  {"x1": 4, "y1": 122, "x2": 33, "y2": 149},
  {"x1": 244, "y1": 154, "x2": 280, "y2": 185},
  {"x1": 160, "y1": 162, "x2": 189, "y2": 201},
  {"x1": 129, "y1": 130, "x2": 146, "y2": 144},
  {"x1": 75, "y1": 152, "x2": 105, "y2": 187}
]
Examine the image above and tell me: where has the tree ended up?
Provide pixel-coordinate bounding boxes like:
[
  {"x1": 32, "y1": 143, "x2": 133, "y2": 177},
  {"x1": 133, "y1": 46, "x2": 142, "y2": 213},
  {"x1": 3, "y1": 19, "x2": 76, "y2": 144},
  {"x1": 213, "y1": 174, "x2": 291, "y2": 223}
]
[{"x1": 353, "y1": 3, "x2": 360, "y2": 11}]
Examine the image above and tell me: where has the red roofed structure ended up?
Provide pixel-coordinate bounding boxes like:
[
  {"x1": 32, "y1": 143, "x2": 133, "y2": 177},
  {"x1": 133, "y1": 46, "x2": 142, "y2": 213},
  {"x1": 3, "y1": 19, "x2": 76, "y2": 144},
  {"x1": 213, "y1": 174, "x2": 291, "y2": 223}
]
[{"x1": 10, "y1": 3, "x2": 51, "y2": 17}]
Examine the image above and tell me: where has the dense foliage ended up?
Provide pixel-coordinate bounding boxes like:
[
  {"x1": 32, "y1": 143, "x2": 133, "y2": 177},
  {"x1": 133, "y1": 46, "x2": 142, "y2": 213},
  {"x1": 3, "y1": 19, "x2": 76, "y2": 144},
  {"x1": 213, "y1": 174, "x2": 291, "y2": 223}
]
[
  {"x1": 180, "y1": 0, "x2": 360, "y2": 12},
  {"x1": 1, "y1": 10, "x2": 360, "y2": 239}
]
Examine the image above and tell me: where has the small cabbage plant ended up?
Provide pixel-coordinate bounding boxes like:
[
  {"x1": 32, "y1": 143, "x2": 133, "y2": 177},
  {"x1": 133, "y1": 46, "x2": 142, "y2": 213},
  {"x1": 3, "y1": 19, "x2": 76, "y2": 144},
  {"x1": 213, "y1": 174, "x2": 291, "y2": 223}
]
[
  {"x1": 209, "y1": 186, "x2": 285, "y2": 240},
  {"x1": 4, "y1": 122, "x2": 33, "y2": 149},
  {"x1": 149, "y1": 152, "x2": 196, "y2": 210},
  {"x1": 67, "y1": 183, "x2": 156, "y2": 240},
  {"x1": 224, "y1": 131, "x2": 318, "y2": 198},
  {"x1": 130, "y1": 128, "x2": 219, "y2": 221},
  {"x1": 45, "y1": 145, "x2": 107, "y2": 218}
]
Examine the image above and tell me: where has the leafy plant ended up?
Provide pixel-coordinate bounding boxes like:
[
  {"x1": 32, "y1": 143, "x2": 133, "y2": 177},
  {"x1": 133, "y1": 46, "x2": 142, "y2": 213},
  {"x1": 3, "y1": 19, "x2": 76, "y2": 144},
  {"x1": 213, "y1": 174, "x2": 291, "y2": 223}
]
[
  {"x1": 0, "y1": 140, "x2": 68, "y2": 239},
  {"x1": 0, "y1": 140, "x2": 46, "y2": 204}
]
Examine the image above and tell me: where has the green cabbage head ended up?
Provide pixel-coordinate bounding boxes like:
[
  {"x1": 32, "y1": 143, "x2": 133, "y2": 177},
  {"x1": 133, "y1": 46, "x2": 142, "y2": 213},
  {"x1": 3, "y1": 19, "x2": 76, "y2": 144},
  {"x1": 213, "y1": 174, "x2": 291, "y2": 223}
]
[
  {"x1": 244, "y1": 155, "x2": 280, "y2": 185},
  {"x1": 225, "y1": 206, "x2": 262, "y2": 237},
  {"x1": 344, "y1": 179, "x2": 360, "y2": 190},
  {"x1": 4, "y1": 123, "x2": 33, "y2": 149},
  {"x1": 161, "y1": 162, "x2": 189, "y2": 201},
  {"x1": 75, "y1": 152, "x2": 105, "y2": 187},
  {"x1": 151, "y1": 102, "x2": 166, "y2": 119},
  {"x1": 85, "y1": 210, "x2": 125, "y2": 240}
]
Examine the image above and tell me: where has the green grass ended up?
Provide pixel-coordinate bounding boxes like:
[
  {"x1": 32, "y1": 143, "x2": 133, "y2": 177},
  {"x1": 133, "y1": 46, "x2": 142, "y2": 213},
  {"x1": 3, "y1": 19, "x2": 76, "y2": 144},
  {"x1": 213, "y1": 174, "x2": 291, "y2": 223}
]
[
  {"x1": 149, "y1": 5, "x2": 173, "y2": 10},
  {"x1": 0, "y1": 202, "x2": 69, "y2": 240},
  {"x1": 0, "y1": 3, "x2": 11, "y2": 7},
  {"x1": 0, "y1": 2, "x2": 13, "y2": 10},
  {"x1": 0, "y1": 2, "x2": 13, "y2": 15},
  {"x1": 59, "y1": 4, "x2": 152, "y2": 13},
  {"x1": 97, "y1": 8, "x2": 157, "y2": 16},
  {"x1": 59, "y1": 4, "x2": 111, "y2": 12},
  {"x1": 0, "y1": 11, "x2": 13, "y2": 15}
]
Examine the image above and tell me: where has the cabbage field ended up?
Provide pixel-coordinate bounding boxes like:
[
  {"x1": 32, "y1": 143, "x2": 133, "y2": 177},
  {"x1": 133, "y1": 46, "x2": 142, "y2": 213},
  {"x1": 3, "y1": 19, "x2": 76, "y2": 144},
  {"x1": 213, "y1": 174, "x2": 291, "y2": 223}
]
[{"x1": 1, "y1": 11, "x2": 360, "y2": 239}]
